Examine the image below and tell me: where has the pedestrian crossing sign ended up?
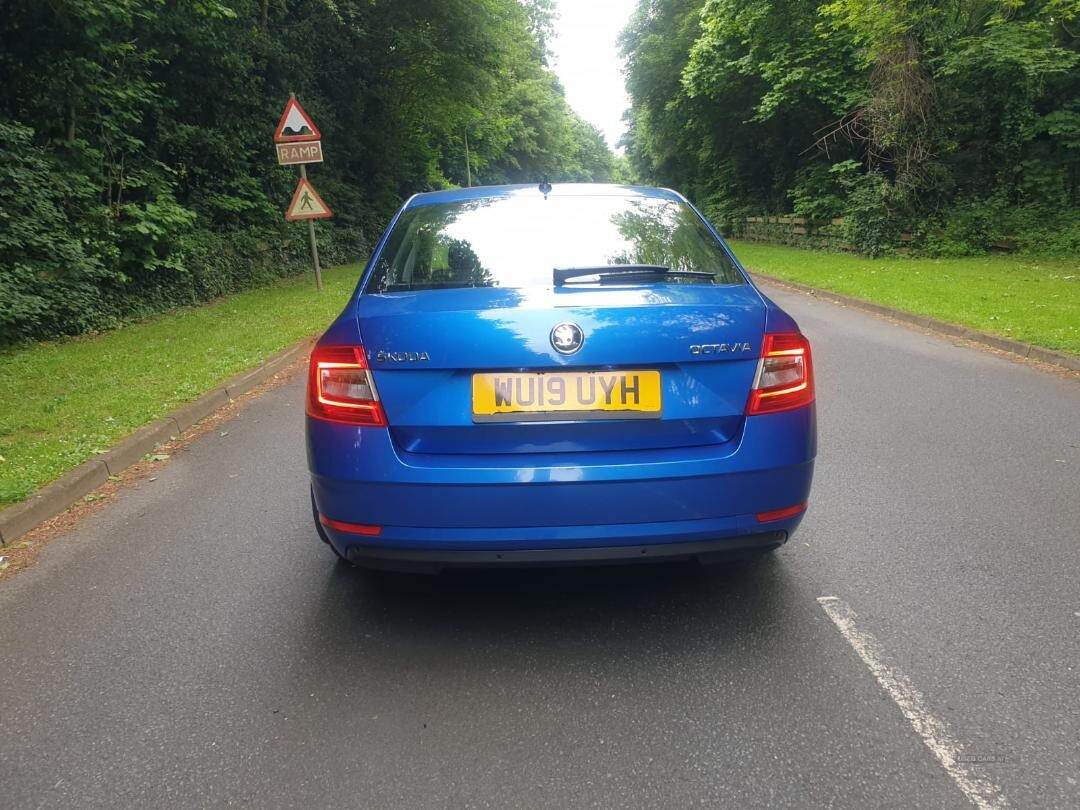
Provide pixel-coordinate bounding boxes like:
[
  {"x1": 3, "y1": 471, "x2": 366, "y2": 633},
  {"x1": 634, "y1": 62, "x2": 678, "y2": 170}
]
[{"x1": 285, "y1": 177, "x2": 332, "y2": 221}]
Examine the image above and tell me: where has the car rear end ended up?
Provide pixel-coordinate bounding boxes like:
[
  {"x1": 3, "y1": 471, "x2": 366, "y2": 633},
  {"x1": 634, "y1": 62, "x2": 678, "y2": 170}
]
[{"x1": 306, "y1": 184, "x2": 815, "y2": 571}]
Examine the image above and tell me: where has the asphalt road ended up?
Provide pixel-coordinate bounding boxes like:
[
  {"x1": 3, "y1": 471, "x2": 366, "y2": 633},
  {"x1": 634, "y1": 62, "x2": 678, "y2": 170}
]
[{"x1": 2, "y1": 284, "x2": 1078, "y2": 809}]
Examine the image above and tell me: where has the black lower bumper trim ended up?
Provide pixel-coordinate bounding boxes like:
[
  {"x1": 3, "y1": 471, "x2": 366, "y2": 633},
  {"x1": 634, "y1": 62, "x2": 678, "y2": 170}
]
[{"x1": 345, "y1": 532, "x2": 787, "y2": 572}]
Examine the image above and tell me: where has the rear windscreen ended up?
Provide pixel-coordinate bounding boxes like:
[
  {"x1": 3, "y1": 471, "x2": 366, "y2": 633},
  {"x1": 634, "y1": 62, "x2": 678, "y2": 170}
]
[{"x1": 364, "y1": 194, "x2": 744, "y2": 293}]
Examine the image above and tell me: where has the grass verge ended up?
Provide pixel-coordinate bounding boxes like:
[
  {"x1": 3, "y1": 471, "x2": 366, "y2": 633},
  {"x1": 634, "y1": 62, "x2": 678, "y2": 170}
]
[
  {"x1": 729, "y1": 241, "x2": 1079, "y2": 356},
  {"x1": 0, "y1": 264, "x2": 360, "y2": 506}
]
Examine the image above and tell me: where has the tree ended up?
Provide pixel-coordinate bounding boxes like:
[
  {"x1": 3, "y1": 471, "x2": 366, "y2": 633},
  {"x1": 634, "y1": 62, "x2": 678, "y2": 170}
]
[{"x1": 621, "y1": 0, "x2": 1080, "y2": 253}]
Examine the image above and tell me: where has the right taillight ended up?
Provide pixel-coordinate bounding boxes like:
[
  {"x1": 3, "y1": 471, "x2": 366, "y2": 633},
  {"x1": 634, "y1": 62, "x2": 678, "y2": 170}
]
[
  {"x1": 306, "y1": 344, "x2": 386, "y2": 426},
  {"x1": 746, "y1": 332, "x2": 814, "y2": 415}
]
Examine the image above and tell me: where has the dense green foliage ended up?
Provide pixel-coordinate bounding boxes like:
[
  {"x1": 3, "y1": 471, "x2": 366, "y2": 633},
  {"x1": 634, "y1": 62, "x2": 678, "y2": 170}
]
[
  {"x1": 0, "y1": 0, "x2": 617, "y2": 344},
  {"x1": 621, "y1": 0, "x2": 1080, "y2": 256}
]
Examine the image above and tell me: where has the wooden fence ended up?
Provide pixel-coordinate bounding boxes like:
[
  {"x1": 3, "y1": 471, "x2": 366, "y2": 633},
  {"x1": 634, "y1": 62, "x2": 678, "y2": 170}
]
[{"x1": 738, "y1": 215, "x2": 914, "y2": 252}]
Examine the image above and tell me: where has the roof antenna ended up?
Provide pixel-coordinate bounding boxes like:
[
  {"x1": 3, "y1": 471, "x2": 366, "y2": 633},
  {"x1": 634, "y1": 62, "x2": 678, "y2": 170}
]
[{"x1": 538, "y1": 177, "x2": 552, "y2": 198}]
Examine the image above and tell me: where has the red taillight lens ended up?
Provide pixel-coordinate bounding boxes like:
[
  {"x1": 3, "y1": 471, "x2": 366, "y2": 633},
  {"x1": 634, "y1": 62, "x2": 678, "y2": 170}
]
[
  {"x1": 306, "y1": 344, "x2": 387, "y2": 426},
  {"x1": 756, "y1": 502, "x2": 808, "y2": 523},
  {"x1": 319, "y1": 514, "x2": 382, "y2": 536},
  {"x1": 746, "y1": 332, "x2": 814, "y2": 415}
]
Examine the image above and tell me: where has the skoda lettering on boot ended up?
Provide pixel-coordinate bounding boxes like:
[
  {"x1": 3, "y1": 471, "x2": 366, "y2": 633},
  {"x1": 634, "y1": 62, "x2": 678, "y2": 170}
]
[{"x1": 375, "y1": 350, "x2": 430, "y2": 362}]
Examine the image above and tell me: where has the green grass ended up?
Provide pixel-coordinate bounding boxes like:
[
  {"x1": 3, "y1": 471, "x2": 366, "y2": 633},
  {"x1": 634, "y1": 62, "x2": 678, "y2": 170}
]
[
  {"x1": 729, "y1": 241, "x2": 1079, "y2": 356},
  {"x1": 0, "y1": 264, "x2": 361, "y2": 506}
]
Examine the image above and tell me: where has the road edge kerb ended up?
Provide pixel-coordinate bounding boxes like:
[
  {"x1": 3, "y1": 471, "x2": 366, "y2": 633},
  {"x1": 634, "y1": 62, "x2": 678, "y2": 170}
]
[
  {"x1": 752, "y1": 273, "x2": 1080, "y2": 373},
  {"x1": 0, "y1": 337, "x2": 314, "y2": 546}
]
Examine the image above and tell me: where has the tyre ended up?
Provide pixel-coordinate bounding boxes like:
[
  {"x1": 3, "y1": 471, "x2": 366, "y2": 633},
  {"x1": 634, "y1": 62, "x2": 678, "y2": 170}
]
[
  {"x1": 310, "y1": 487, "x2": 352, "y2": 565},
  {"x1": 698, "y1": 544, "x2": 779, "y2": 566}
]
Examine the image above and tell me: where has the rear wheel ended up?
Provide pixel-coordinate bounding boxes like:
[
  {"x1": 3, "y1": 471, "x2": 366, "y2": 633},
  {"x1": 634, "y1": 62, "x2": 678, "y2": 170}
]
[
  {"x1": 698, "y1": 544, "x2": 779, "y2": 567},
  {"x1": 310, "y1": 488, "x2": 352, "y2": 565},
  {"x1": 743, "y1": 545, "x2": 779, "y2": 561}
]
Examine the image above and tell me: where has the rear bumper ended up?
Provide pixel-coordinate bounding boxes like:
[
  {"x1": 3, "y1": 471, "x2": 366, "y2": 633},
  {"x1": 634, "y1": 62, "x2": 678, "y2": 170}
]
[
  {"x1": 345, "y1": 531, "x2": 787, "y2": 572},
  {"x1": 308, "y1": 406, "x2": 815, "y2": 562}
]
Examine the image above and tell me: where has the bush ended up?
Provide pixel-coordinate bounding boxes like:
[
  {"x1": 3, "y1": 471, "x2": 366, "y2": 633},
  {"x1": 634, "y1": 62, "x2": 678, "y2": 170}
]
[
  {"x1": 0, "y1": 122, "x2": 367, "y2": 346},
  {"x1": 789, "y1": 161, "x2": 860, "y2": 222},
  {"x1": 0, "y1": 123, "x2": 114, "y2": 342},
  {"x1": 919, "y1": 196, "x2": 1080, "y2": 257},
  {"x1": 840, "y1": 172, "x2": 903, "y2": 257}
]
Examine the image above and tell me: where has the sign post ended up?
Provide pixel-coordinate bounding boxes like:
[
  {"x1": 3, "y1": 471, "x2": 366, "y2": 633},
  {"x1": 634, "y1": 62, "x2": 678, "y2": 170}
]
[{"x1": 274, "y1": 93, "x2": 329, "y2": 291}]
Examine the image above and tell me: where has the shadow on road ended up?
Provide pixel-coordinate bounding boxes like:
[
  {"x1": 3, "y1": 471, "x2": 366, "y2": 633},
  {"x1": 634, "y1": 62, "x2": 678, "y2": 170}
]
[{"x1": 306, "y1": 554, "x2": 809, "y2": 664}]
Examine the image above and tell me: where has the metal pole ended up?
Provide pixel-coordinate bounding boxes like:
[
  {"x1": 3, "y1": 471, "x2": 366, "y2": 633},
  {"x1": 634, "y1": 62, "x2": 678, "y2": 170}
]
[
  {"x1": 464, "y1": 130, "x2": 472, "y2": 188},
  {"x1": 287, "y1": 91, "x2": 323, "y2": 291},
  {"x1": 299, "y1": 162, "x2": 324, "y2": 291}
]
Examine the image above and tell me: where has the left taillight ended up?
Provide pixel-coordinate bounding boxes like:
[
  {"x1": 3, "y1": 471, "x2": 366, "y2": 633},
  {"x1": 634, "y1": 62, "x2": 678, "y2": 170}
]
[{"x1": 306, "y1": 344, "x2": 387, "y2": 426}]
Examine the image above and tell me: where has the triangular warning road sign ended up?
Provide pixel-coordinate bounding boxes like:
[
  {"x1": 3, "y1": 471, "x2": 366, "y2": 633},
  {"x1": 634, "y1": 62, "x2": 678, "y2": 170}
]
[
  {"x1": 274, "y1": 97, "x2": 321, "y2": 143},
  {"x1": 285, "y1": 177, "x2": 332, "y2": 221}
]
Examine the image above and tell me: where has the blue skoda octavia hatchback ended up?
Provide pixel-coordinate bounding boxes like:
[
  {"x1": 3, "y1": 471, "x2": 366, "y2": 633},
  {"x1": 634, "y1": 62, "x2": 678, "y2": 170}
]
[{"x1": 306, "y1": 184, "x2": 815, "y2": 572}]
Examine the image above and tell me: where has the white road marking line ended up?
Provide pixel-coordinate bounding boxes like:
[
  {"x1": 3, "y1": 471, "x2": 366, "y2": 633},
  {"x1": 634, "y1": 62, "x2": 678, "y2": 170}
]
[{"x1": 816, "y1": 596, "x2": 1008, "y2": 810}]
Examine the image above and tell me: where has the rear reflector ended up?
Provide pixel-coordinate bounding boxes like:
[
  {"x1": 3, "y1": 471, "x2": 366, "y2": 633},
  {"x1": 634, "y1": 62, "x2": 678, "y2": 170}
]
[
  {"x1": 746, "y1": 332, "x2": 814, "y2": 415},
  {"x1": 756, "y1": 502, "x2": 807, "y2": 523},
  {"x1": 306, "y1": 344, "x2": 387, "y2": 426},
  {"x1": 319, "y1": 514, "x2": 382, "y2": 536}
]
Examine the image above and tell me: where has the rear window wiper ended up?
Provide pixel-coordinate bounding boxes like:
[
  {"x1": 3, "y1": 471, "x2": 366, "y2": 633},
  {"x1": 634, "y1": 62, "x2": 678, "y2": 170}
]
[{"x1": 554, "y1": 264, "x2": 715, "y2": 286}]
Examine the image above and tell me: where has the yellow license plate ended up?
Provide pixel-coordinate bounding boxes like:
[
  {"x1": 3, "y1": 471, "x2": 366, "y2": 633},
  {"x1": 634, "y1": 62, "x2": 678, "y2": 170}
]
[{"x1": 472, "y1": 370, "x2": 661, "y2": 421}]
